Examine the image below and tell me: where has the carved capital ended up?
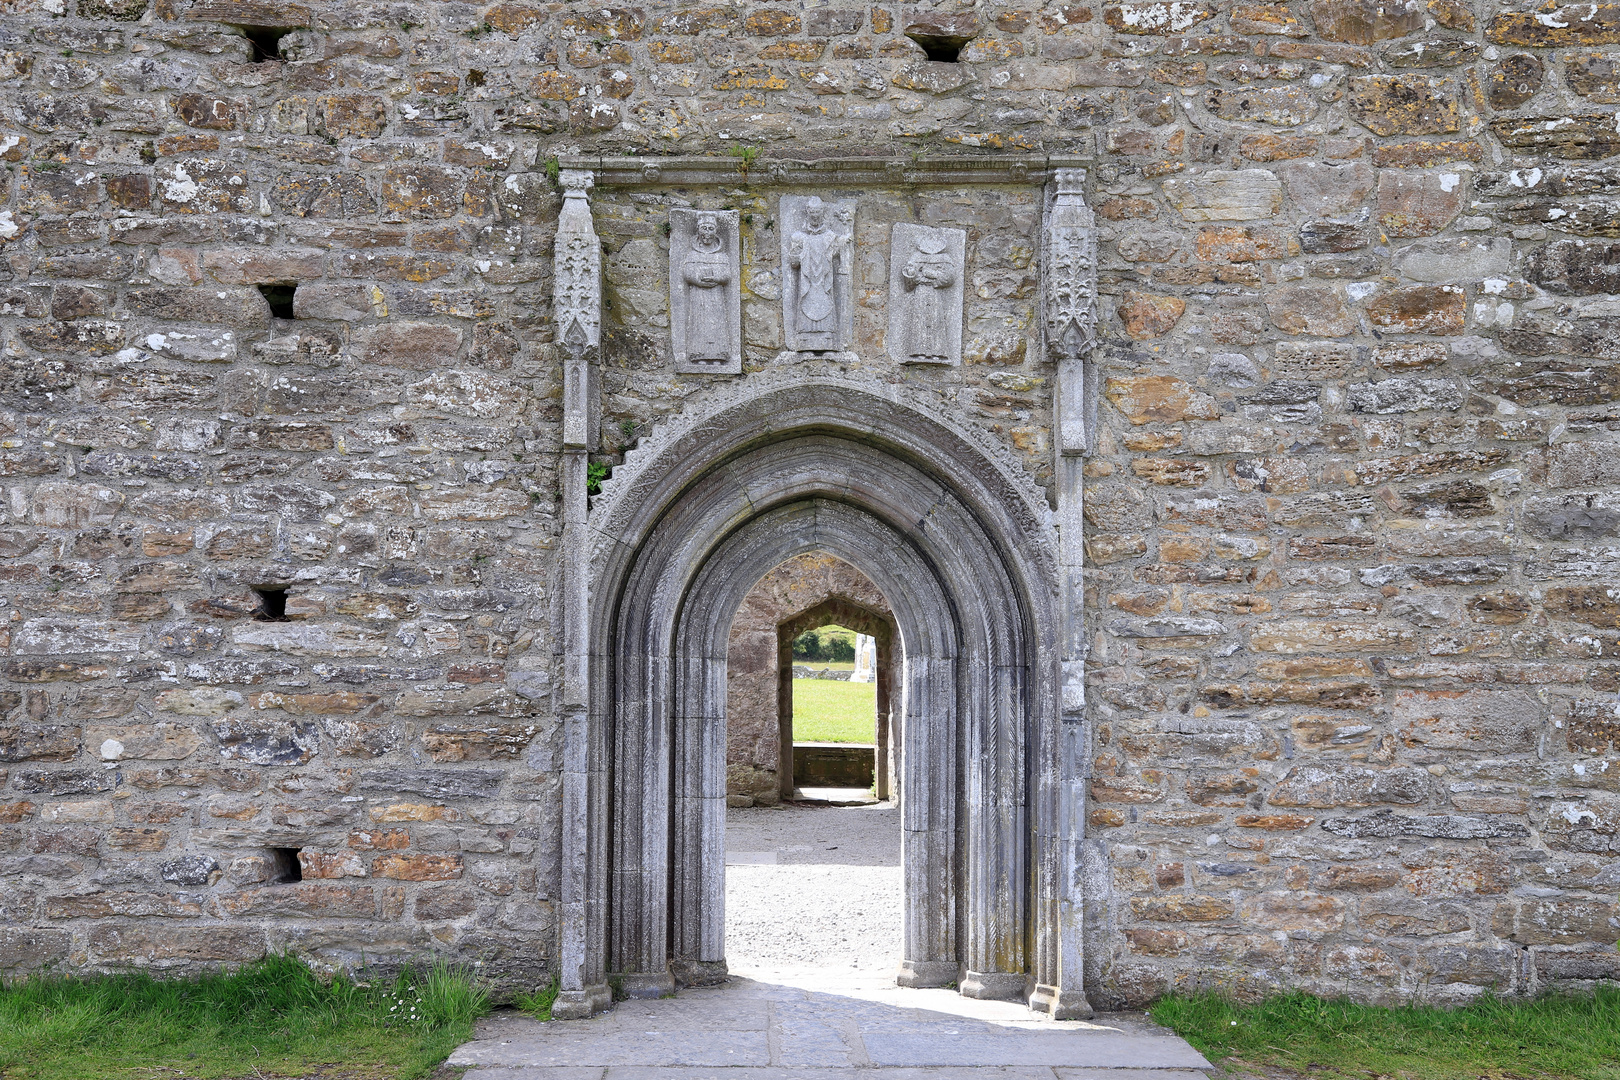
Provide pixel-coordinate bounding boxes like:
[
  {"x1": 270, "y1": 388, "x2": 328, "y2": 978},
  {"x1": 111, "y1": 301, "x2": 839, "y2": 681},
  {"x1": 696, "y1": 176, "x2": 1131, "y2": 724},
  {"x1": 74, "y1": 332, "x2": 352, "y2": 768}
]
[{"x1": 1052, "y1": 167, "x2": 1087, "y2": 197}]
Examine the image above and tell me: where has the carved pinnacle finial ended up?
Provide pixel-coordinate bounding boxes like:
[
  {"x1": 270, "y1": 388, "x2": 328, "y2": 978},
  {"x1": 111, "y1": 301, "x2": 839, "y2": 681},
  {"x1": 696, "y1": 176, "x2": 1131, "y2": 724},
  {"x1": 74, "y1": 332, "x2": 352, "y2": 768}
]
[
  {"x1": 559, "y1": 169, "x2": 594, "y2": 199},
  {"x1": 1053, "y1": 168, "x2": 1087, "y2": 196}
]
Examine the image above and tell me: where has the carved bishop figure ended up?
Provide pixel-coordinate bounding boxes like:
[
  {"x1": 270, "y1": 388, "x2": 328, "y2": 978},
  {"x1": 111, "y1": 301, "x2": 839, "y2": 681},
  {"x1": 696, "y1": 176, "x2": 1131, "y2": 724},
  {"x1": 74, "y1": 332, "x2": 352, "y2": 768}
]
[
  {"x1": 888, "y1": 223, "x2": 965, "y2": 366},
  {"x1": 781, "y1": 195, "x2": 854, "y2": 353},
  {"x1": 669, "y1": 208, "x2": 742, "y2": 374}
]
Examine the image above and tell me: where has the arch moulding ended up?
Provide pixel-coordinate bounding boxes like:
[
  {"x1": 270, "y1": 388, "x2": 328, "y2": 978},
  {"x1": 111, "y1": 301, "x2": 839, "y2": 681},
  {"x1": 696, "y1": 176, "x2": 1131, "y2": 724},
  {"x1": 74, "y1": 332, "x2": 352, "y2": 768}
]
[{"x1": 551, "y1": 376, "x2": 1092, "y2": 1022}]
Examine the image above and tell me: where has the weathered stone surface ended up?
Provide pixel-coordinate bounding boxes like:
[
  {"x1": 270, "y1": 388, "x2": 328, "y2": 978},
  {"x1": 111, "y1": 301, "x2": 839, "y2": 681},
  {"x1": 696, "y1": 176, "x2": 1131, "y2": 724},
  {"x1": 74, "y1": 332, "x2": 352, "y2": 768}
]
[
  {"x1": 1268, "y1": 766, "x2": 1430, "y2": 807},
  {"x1": 211, "y1": 719, "x2": 320, "y2": 766},
  {"x1": 1162, "y1": 170, "x2": 1283, "y2": 221},
  {"x1": 1104, "y1": 2, "x2": 1217, "y2": 34},
  {"x1": 1105, "y1": 376, "x2": 1220, "y2": 424},
  {"x1": 1366, "y1": 285, "x2": 1466, "y2": 335},
  {"x1": 1489, "y1": 4, "x2": 1620, "y2": 46},
  {"x1": 1394, "y1": 237, "x2": 1511, "y2": 282},
  {"x1": 1116, "y1": 292, "x2": 1187, "y2": 339},
  {"x1": 359, "y1": 769, "x2": 504, "y2": 799},
  {"x1": 1266, "y1": 284, "x2": 1354, "y2": 337},
  {"x1": 1378, "y1": 171, "x2": 1463, "y2": 237},
  {"x1": 1349, "y1": 76, "x2": 1458, "y2": 137},
  {"x1": 1491, "y1": 115, "x2": 1620, "y2": 161},
  {"x1": 1312, "y1": 0, "x2": 1424, "y2": 43},
  {"x1": 1528, "y1": 238, "x2": 1620, "y2": 294},
  {"x1": 1320, "y1": 809, "x2": 1531, "y2": 839}
]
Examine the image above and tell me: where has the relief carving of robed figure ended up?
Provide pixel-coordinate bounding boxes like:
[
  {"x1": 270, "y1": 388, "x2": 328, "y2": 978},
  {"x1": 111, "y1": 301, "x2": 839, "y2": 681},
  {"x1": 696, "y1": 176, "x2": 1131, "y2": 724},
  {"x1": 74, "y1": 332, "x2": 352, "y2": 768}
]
[
  {"x1": 888, "y1": 222, "x2": 965, "y2": 366},
  {"x1": 781, "y1": 195, "x2": 854, "y2": 353},
  {"x1": 670, "y1": 207, "x2": 742, "y2": 374}
]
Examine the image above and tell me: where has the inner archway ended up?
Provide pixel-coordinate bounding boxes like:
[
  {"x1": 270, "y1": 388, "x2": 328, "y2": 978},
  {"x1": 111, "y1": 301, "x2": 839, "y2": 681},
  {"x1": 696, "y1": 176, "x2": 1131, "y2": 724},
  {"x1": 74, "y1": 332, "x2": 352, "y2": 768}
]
[
  {"x1": 725, "y1": 553, "x2": 895, "y2": 805},
  {"x1": 563, "y1": 378, "x2": 1087, "y2": 1020}
]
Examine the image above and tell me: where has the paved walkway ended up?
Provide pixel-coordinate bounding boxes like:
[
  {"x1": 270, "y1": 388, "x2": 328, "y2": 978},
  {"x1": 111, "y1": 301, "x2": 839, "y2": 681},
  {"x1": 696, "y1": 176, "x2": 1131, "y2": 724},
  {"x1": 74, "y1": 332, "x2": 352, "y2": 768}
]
[
  {"x1": 448, "y1": 805, "x2": 1211, "y2": 1078},
  {"x1": 448, "y1": 969, "x2": 1214, "y2": 1079}
]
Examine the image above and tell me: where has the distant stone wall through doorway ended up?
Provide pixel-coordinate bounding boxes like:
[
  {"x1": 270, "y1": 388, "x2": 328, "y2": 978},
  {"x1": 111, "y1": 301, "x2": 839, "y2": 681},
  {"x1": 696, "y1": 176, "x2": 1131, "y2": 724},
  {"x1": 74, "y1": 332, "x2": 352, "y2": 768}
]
[{"x1": 725, "y1": 553, "x2": 894, "y2": 806}]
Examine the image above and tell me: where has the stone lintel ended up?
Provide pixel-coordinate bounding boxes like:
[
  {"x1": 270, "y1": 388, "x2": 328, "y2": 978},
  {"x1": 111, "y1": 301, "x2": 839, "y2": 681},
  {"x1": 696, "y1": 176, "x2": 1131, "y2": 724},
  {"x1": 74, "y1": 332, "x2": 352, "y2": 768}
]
[{"x1": 559, "y1": 154, "x2": 1095, "y2": 188}]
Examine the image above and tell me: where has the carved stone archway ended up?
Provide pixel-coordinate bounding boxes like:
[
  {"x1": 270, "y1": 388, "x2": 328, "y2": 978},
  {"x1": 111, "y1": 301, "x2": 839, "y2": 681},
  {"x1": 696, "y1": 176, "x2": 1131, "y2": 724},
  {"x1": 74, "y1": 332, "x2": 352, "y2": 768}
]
[{"x1": 554, "y1": 378, "x2": 1092, "y2": 1022}]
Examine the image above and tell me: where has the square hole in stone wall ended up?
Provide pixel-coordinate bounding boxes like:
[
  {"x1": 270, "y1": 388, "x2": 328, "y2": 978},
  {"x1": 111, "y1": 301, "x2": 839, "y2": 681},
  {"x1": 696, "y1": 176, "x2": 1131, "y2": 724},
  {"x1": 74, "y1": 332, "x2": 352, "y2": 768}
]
[
  {"x1": 252, "y1": 586, "x2": 289, "y2": 621},
  {"x1": 905, "y1": 32, "x2": 965, "y2": 62},
  {"x1": 258, "y1": 283, "x2": 296, "y2": 319},
  {"x1": 269, "y1": 847, "x2": 303, "y2": 883},
  {"x1": 242, "y1": 25, "x2": 293, "y2": 62}
]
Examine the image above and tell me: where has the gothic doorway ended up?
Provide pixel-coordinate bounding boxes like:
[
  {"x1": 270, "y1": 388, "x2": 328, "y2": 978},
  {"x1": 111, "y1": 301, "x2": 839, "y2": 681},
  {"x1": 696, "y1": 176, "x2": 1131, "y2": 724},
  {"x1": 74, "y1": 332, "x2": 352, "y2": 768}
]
[{"x1": 557, "y1": 378, "x2": 1089, "y2": 1021}]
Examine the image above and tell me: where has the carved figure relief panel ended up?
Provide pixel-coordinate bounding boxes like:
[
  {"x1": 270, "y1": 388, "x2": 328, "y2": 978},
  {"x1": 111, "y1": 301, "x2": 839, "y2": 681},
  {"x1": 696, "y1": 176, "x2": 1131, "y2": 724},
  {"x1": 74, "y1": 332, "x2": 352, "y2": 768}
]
[
  {"x1": 780, "y1": 195, "x2": 855, "y2": 355},
  {"x1": 888, "y1": 223, "x2": 965, "y2": 366},
  {"x1": 669, "y1": 208, "x2": 742, "y2": 375}
]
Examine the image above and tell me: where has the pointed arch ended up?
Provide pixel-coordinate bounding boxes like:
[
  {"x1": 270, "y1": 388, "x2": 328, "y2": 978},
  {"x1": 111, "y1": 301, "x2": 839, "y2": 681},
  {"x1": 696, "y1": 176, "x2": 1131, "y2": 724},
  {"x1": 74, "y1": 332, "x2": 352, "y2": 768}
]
[{"x1": 555, "y1": 377, "x2": 1080, "y2": 1016}]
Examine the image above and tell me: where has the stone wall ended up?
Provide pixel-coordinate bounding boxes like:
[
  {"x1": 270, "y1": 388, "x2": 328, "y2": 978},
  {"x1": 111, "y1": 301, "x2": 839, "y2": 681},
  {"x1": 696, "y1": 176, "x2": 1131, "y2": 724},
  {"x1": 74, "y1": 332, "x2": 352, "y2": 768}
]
[
  {"x1": 725, "y1": 553, "x2": 890, "y2": 805},
  {"x1": 0, "y1": 0, "x2": 1617, "y2": 1006}
]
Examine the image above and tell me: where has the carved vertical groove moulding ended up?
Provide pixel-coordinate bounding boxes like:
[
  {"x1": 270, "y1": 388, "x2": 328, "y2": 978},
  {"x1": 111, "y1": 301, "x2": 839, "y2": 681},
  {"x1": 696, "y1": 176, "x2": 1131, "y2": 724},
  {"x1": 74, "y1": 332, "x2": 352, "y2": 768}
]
[
  {"x1": 669, "y1": 208, "x2": 742, "y2": 375},
  {"x1": 889, "y1": 223, "x2": 965, "y2": 366}
]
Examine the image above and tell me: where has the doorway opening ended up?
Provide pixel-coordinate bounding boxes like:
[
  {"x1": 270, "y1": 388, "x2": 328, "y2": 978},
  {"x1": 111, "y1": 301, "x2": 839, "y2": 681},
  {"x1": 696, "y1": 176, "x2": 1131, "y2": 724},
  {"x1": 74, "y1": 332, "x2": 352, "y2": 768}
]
[
  {"x1": 724, "y1": 553, "x2": 901, "y2": 978},
  {"x1": 723, "y1": 553, "x2": 895, "y2": 808}
]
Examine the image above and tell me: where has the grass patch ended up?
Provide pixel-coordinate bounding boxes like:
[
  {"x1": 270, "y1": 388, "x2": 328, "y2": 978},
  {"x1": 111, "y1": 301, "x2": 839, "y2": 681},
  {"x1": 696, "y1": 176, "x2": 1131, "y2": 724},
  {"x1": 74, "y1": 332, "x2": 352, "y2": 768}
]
[
  {"x1": 516, "y1": 977, "x2": 559, "y2": 1021},
  {"x1": 792, "y1": 678, "x2": 875, "y2": 743},
  {"x1": 1151, "y1": 987, "x2": 1620, "y2": 1080},
  {"x1": 0, "y1": 953, "x2": 491, "y2": 1080}
]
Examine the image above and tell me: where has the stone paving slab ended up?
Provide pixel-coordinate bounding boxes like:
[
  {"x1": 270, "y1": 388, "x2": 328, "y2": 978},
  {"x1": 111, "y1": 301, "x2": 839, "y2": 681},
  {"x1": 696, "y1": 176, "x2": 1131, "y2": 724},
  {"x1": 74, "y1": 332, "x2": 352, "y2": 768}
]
[
  {"x1": 460, "y1": 1069, "x2": 1215, "y2": 1079},
  {"x1": 449, "y1": 972, "x2": 1213, "y2": 1079}
]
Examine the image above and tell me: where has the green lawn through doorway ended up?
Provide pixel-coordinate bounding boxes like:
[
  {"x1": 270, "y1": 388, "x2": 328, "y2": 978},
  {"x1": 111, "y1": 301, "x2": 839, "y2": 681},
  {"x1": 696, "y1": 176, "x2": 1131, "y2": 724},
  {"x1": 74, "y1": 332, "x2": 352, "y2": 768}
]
[{"x1": 792, "y1": 678, "x2": 876, "y2": 743}]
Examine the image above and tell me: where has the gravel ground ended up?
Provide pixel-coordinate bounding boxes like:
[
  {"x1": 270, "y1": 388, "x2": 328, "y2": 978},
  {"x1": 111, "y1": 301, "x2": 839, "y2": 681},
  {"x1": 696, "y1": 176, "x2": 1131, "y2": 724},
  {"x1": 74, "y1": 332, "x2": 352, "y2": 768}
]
[{"x1": 725, "y1": 803, "x2": 902, "y2": 972}]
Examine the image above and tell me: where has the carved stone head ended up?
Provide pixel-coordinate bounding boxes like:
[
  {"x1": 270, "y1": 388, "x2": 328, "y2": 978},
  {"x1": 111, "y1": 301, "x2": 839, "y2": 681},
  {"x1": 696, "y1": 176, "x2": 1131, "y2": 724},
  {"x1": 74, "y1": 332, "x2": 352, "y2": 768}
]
[
  {"x1": 695, "y1": 211, "x2": 721, "y2": 250},
  {"x1": 804, "y1": 196, "x2": 826, "y2": 231}
]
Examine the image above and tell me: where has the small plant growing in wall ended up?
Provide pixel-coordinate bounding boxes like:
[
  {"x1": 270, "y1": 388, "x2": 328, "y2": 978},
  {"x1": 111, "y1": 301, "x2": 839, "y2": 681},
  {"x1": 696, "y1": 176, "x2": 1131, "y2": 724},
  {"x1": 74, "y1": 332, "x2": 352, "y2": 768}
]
[
  {"x1": 586, "y1": 461, "x2": 610, "y2": 496},
  {"x1": 729, "y1": 143, "x2": 760, "y2": 177},
  {"x1": 544, "y1": 155, "x2": 562, "y2": 187}
]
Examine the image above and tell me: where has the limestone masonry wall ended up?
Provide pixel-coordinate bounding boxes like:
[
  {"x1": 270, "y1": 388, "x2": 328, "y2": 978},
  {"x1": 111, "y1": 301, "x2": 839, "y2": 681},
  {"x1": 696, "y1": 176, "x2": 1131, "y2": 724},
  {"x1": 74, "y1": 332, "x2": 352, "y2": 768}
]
[{"x1": 0, "y1": 0, "x2": 1617, "y2": 1006}]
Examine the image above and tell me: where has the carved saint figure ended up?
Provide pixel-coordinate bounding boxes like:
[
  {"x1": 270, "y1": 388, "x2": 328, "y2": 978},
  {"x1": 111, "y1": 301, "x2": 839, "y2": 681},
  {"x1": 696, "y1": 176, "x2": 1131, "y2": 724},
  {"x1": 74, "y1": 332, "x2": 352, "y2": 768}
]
[
  {"x1": 900, "y1": 232, "x2": 956, "y2": 363},
  {"x1": 681, "y1": 212, "x2": 732, "y2": 363},
  {"x1": 787, "y1": 196, "x2": 851, "y2": 350}
]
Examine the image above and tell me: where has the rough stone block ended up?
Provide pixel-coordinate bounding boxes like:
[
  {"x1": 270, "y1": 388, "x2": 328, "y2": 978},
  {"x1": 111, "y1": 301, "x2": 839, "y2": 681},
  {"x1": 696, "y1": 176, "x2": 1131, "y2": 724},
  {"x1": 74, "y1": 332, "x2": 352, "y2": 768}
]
[
  {"x1": 1377, "y1": 171, "x2": 1463, "y2": 237},
  {"x1": 1348, "y1": 76, "x2": 1459, "y2": 137},
  {"x1": 1488, "y1": 4, "x2": 1620, "y2": 46},
  {"x1": 372, "y1": 853, "x2": 464, "y2": 880},
  {"x1": 1162, "y1": 170, "x2": 1283, "y2": 220},
  {"x1": 1312, "y1": 0, "x2": 1425, "y2": 43},
  {"x1": 1366, "y1": 285, "x2": 1466, "y2": 335}
]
